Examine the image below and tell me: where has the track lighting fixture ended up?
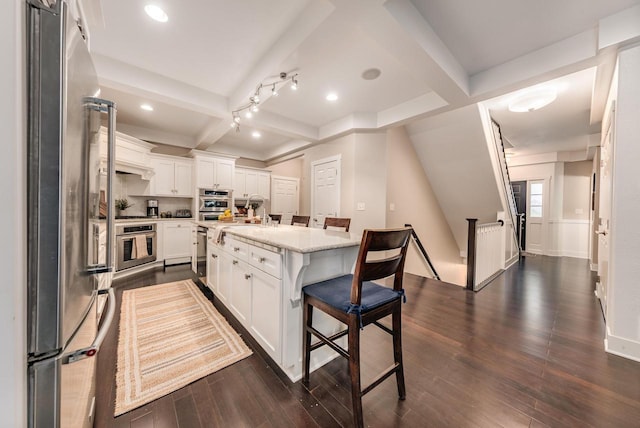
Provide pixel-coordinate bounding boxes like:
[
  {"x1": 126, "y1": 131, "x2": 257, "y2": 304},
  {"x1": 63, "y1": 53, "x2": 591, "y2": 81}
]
[{"x1": 230, "y1": 71, "x2": 299, "y2": 131}]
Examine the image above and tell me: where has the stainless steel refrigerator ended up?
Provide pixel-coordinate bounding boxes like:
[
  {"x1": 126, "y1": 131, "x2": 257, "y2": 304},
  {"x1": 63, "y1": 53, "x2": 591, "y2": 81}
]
[{"x1": 27, "y1": 1, "x2": 117, "y2": 427}]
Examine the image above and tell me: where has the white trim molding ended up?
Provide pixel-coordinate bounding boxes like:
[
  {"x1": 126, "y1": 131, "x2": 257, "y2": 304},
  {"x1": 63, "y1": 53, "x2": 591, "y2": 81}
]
[
  {"x1": 546, "y1": 219, "x2": 590, "y2": 259},
  {"x1": 605, "y1": 327, "x2": 640, "y2": 363}
]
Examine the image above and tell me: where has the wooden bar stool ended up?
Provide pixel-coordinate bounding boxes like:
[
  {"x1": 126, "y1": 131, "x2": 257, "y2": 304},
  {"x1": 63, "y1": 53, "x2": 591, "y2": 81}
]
[
  {"x1": 302, "y1": 227, "x2": 413, "y2": 428},
  {"x1": 291, "y1": 215, "x2": 310, "y2": 227},
  {"x1": 268, "y1": 214, "x2": 282, "y2": 224},
  {"x1": 323, "y1": 216, "x2": 351, "y2": 232}
]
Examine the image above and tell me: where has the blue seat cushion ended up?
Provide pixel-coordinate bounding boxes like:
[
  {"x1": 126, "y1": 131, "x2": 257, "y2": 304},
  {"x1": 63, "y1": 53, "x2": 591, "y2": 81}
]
[{"x1": 303, "y1": 274, "x2": 404, "y2": 315}]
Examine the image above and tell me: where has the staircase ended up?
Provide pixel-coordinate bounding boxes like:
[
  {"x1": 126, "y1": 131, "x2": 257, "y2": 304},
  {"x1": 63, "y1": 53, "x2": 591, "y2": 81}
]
[{"x1": 404, "y1": 102, "x2": 519, "y2": 288}]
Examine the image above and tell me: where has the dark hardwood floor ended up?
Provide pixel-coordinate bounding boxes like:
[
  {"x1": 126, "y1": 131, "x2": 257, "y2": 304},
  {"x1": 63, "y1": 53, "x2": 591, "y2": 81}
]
[{"x1": 95, "y1": 256, "x2": 640, "y2": 427}]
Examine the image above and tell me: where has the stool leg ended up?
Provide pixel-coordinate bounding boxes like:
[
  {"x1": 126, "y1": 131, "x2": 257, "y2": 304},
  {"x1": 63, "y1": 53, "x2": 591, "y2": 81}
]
[
  {"x1": 348, "y1": 315, "x2": 364, "y2": 428},
  {"x1": 302, "y1": 297, "x2": 313, "y2": 386},
  {"x1": 392, "y1": 303, "x2": 406, "y2": 400}
]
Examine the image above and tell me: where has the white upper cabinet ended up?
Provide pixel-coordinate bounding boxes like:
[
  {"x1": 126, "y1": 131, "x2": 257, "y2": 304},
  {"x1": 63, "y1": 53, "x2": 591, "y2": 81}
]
[
  {"x1": 196, "y1": 157, "x2": 215, "y2": 189},
  {"x1": 150, "y1": 154, "x2": 193, "y2": 197},
  {"x1": 257, "y1": 172, "x2": 270, "y2": 199},
  {"x1": 215, "y1": 158, "x2": 235, "y2": 189},
  {"x1": 235, "y1": 168, "x2": 270, "y2": 199},
  {"x1": 99, "y1": 127, "x2": 155, "y2": 179},
  {"x1": 192, "y1": 152, "x2": 235, "y2": 190}
]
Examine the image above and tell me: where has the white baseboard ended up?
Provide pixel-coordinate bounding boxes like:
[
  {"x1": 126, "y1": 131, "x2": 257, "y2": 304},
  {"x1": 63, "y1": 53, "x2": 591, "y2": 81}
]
[
  {"x1": 605, "y1": 328, "x2": 640, "y2": 363},
  {"x1": 561, "y1": 250, "x2": 589, "y2": 259}
]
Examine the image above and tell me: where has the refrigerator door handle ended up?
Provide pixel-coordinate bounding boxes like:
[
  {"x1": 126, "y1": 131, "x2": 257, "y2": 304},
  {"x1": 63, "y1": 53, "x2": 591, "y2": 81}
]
[
  {"x1": 62, "y1": 288, "x2": 116, "y2": 365},
  {"x1": 86, "y1": 97, "x2": 117, "y2": 273}
]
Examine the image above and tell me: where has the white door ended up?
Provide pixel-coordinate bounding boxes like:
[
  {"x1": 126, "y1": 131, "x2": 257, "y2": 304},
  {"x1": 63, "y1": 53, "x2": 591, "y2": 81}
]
[
  {"x1": 526, "y1": 180, "x2": 545, "y2": 254},
  {"x1": 311, "y1": 156, "x2": 341, "y2": 229},
  {"x1": 271, "y1": 176, "x2": 299, "y2": 225},
  {"x1": 597, "y1": 108, "x2": 614, "y2": 317}
]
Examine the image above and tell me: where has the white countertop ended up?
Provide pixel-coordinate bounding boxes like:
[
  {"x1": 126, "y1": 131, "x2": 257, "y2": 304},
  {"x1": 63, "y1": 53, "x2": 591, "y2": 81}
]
[
  {"x1": 115, "y1": 217, "x2": 194, "y2": 224},
  {"x1": 202, "y1": 223, "x2": 362, "y2": 253}
]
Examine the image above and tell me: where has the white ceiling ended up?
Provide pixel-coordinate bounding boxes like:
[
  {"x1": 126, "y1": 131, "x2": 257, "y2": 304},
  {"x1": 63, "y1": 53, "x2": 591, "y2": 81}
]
[{"x1": 86, "y1": 0, "x2": 640, "y2": 162}]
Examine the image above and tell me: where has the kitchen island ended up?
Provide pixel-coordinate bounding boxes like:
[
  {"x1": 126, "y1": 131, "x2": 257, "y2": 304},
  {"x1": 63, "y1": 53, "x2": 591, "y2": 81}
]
[{"x1": 200, "y1": 222, "x2": 361, "y2": 381}]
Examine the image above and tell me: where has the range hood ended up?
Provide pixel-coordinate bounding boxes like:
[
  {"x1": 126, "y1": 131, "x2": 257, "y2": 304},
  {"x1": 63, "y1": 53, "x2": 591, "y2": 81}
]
[
  {"x1": 115, "y1": 160, "x2": 155, "y2": 179},
  {"x1": 101, "y1": 158, "x2": 154, "y2": 180}
]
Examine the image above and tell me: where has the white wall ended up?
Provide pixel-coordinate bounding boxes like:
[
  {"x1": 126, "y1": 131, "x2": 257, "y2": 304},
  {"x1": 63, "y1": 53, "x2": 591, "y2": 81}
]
[
  {"x1": 407, "y1": 104, "x2": 504, "y2": 254},
  {"x1": 563, "y1": 161, "x2": 592, "y2": 220},
  {"x1": 386, "y1": 126, "x2": 465, "y2": 285},
  {"x1": 606, "y1": 44, "x2": 640, "y2": 361},
  {"x1": 270, "y1": 133, "x2": 389, "y2": 235},
  {"x1": 0, "y1": 0, "x2": 26, "y2": 426},
  {"x1": 510, "y1": 161, "x2": 591, "y2": 259},
  {"x1": 352, "y1": 133, "x2": 387, "y2": 234},
  {"x1": 268, "y1": 156, "x2": 303, "y2": 179}
]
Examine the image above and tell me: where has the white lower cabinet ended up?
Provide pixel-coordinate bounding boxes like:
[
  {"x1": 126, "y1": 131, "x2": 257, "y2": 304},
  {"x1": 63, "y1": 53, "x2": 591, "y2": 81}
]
[
  {"x1": 249, "y1": 267, "x2": 281, "y2": 361},
  {"x1": 162, "y1": 222, "x2": 192, "y2": 265},
  {"x1": 214, "y1": 236, "x2": 282, "y2": 363},
  {"x1": 217, "y1": 250, "x2": 232, "y2": 304},
  {"x1": 206, "y1": 231, "x2": 219, "y2": 292},
  {"x1": 229, "y1": 259, "x2": 252, "y2": 326}
]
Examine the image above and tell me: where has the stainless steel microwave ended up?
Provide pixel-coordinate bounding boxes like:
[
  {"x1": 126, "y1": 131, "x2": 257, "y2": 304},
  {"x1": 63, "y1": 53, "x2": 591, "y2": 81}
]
[{"x1": 199, "y1": 188, "x2": 231, "y2": 197}]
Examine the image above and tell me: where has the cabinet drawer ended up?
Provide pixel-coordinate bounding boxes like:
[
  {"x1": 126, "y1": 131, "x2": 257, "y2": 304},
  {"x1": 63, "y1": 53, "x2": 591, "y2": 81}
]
[
  {"x1": 248, "y1": 245, "x2": 281, "y2": 279},
  {"x1": 223, "y1": 236, "x2": 249, "y2": 261}
]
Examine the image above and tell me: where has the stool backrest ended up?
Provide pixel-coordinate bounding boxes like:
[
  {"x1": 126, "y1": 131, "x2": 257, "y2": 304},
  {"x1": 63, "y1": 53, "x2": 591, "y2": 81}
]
[
  {"x1": 323, "y1": 217, "x2": 351, "y2": 232},
  {"x1": 351, "y1": 227, "x2": 413, "y2": 305},
  {"x1": 291, "y1": 215, "x2": 310, "y2": 227},
  {"x1": 269, "y1": 214, "x2": 282, "y2": 224}
]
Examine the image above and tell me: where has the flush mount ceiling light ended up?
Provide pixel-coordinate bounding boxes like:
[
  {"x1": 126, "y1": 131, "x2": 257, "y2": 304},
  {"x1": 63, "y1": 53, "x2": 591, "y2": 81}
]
[
  {"x1": 508, "y1": 87, "x2": 557, "y2": 112},
  {"x1": 251, "y1": 131, "x2": 261, "y2": 139},
  {"x1": 230, "y1": 71, "x2": 299, "y2": 131},
  {"x1": 326, "y1": 92, "x2": 338, "y2": 101},
  {"x1": 144, "y1": 4, "x2": 168, "y2": 22},
  {"x1": 140, "y1": 103, "x2": 154, "y2": 111}
]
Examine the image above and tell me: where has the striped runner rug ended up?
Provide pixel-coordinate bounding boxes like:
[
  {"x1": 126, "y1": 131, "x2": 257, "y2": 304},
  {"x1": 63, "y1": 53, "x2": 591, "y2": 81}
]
[{"x1": 115, "y1": 279, "x2": 252, "y2": 416}]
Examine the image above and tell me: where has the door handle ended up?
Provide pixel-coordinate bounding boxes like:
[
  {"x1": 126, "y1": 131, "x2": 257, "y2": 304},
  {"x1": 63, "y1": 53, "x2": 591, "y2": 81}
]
[
  {"x1": 85, "y1": 97, "x2": 117, "y2": 273},
  {"x1": 62, "y1": 288, "x2": 116, "y2": 364},
  {"x1": 596, "y1": 230, "x2": 607, "y2": 236}
]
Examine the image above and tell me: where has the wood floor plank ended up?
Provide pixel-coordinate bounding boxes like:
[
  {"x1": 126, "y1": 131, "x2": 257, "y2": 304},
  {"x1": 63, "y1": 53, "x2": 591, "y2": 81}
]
[
  {"x1": 173, "y1": 392, "x2": 202, "y2": 428},
  {"x1": 95, "y1": 257, "x2": 640, "y2": 427}
]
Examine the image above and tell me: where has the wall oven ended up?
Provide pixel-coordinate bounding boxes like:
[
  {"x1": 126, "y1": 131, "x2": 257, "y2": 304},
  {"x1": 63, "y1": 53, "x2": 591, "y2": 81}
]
[
  {"x1": 116, "y1": 224, "x2": 157, "y2": 271},
  {"x1": 199, "y1": 188, "x2": 232, "y2": 220}
]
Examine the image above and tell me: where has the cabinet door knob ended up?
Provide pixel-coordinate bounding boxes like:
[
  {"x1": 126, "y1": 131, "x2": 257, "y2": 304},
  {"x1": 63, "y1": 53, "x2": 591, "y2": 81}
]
[
  {"x1": 212, "y1": 254, "x2": 217, "y2": 259},
  {"x1": 232, "y1": 260, "x2": 238, "y2": 265},
  {"x1": 234, "y1": 247, "x2": 240, "y2": 252},
  {"x1": 258, "y1": 257, "x2": 266, "y2": 263},
  {"x1": 244, "y1": 274, "x2": 251, "y2": 280}
]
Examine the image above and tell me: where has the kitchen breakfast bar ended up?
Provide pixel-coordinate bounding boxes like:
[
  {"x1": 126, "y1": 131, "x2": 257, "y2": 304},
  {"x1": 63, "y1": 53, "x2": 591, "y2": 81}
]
[{"x1": 199, "y1": 222, "x2": 361, "y2": 381}]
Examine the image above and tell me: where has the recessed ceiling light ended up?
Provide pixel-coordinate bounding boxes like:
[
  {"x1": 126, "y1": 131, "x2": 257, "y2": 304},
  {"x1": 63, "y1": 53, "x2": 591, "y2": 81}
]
[
  {"x1": 144, "y1": 4, "x2": 168, "y2": 23},
  {"x1": 361, "y1": 68, "x2": 381, "y2": 80},
  {"x1": 244, "y1": 111, "x2": 253, "y2": 119},
  {"x1": 251, "y1": 131, "x2": 261, "y2": 139},
  {"x1": 326, "y1": 93, "x2": 338, "y2": 101},
  {"x1": 508, "y1": 87, "x2": 557, "y2": 112},
  {"x1": 140, "y1": 104, "x2": 154, "y2": 111}
]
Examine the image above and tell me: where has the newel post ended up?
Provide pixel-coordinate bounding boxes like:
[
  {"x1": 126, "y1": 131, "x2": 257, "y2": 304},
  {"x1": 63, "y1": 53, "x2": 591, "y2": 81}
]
[{"x1": 466, "y1": 218, "x2": 478, "y2": 291}]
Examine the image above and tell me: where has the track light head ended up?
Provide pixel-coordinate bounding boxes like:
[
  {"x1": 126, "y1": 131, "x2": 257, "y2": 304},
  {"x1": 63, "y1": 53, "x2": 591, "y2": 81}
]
[{"x1": 230, "y1": 71, "x2": 299, "y2": 131}]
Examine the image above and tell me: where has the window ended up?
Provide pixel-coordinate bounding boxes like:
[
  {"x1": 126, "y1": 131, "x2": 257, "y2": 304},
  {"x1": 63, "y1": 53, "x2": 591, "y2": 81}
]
[{"x1": 530, "y1": 182, "x2": 543, "y2": 218}]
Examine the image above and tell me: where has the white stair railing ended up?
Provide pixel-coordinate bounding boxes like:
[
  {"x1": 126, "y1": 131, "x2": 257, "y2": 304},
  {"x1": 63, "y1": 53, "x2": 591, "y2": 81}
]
[{"x1": 466, "y1": 219, "x2": 507, "y2": 291}]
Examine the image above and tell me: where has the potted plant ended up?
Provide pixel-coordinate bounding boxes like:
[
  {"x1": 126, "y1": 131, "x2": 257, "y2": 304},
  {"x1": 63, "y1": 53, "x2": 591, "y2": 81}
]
[{"x1": 115, "y1": 198, "x2": 133, "y2": 216}]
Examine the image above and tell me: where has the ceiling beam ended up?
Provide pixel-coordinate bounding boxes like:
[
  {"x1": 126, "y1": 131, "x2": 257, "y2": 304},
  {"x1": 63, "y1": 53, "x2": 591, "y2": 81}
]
[{"x1": 93, "y1": 54, "x2": 228, "y2": 116}]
